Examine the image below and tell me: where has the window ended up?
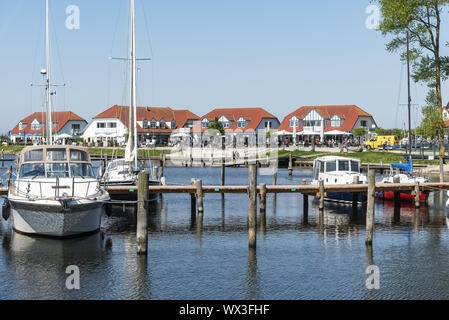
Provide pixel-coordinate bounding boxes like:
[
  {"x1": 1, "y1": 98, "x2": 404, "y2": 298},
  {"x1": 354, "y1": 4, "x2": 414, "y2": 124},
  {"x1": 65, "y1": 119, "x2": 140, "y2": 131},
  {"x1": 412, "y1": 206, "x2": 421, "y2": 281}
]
[
  {"x1": 20, "y1": 163, "x2": 45, "y2": 178},
  {"x1": 70, "y1": 163, "x2": 95, "y2": 178},
  {"x1": 338, "y1": 160, "x2": 350, "y2": 171},
  {"x1": 160, "y1": 119, "x2": 165, "y2": 128},
  {"x1": 265, "y1": 121, "x2": 272, "y2": 128},
  {"x1": 350, "y1": 160, "x2": 360, "y2": 173},
  {"x1": 70, "y1": 149, "x2": 88, "y2": 161},
  {"x1": 303, "y1": 120, "x2": 320, "y2": 127},
  {"x1": 107, "y1": 122, "x2": 116, "y2": 128},
  {"x1": 360, "y1": 120, "x2": 367, "y2": 127},
  {"x1": 46, "y1": 163, "x2": 69, "y2": 178},
  {"x1": 46, "y1": 148, "x2": 67, "y2": 161},
  {"x1": 171, "y1": 120, "x2": 176, "y2": 129},
  {"x1": 330, "y1": 116, "x2": 341, "y2": 128},
  {"x1": 31, "y1": 123, "x2": 41, "y2": 130},
  {"x1": 143, "y1": 119, "x2": 148, "y2": 129},
  {"x1": 221, "y1": 121, "x2": 230, "y2": 129},
  {"x1": 24, "y1": 149, "x2": 43, "y2": 162},
  {"x1": 97, "y1": 122, "x2": 106, "y2": 128},
  {"x1": 201, "y1": 119, "x2": 209, "y2": 129},
  {"x1": 325, "y1": 161, "x2": 337, "y2": 172},
  {"x1": 150, "y1": 119, "x2": 157, "y2": 129},
  {"x1": 18, "y1": 122, "x2": 24, "y2": 130},
  {"x1": 289, "y1": 117, "x2": 299, "y2": 128}
]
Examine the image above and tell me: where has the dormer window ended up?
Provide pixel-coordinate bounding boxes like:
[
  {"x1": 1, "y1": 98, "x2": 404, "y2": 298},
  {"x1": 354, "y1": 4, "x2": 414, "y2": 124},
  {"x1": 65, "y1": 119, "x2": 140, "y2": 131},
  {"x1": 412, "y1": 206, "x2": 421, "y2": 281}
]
[
  {"x1": 201, "y1": 118, "x2": 210, "y2": 129},
  {"x1": 171, "y1": 120, "x2": 176, "y2": 129},
  {"x1": 143, "y1": 119, "x2": 148, "y2": 129},
  {"x1": 18, "y1": 122, "x2": 24, "y2": 131},
  {"x1": 330, "y1": 115, "x2": 342, "y2": 127},
  {"x1": 218, "y1": 115, "x2": 230, "y2": 129},
  {"x1": 237, "y1": 117, "x2": 247, "y2": 128},
  {"x1": 160, "y1": 118, "x2": 165, "y2": 129},
  {"x1": 31, "y1": 119, "x2": 40, "y2": 130},
  {"x1": 289, "y1": 116, "x2": 299, "y2": 128},
  {"x1": 150, "y1": 118, "x2": 157, "y2": 129}
]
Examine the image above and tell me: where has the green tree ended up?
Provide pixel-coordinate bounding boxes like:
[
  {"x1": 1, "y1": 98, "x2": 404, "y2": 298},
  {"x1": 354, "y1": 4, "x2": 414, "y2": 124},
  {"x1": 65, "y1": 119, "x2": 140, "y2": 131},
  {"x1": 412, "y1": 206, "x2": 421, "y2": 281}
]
[
  {"x1": 374, "y1": 127, "x2": 387, "y2": 135},
  {"x1": 207, "y1": 117, "x2": 225, "y2": 136},
  {"x1": 417, "y1": 89, "x2": 440, "y2": 138},
  {"x1": 353, "y1": 127, "x2": 368, "y2": 137},
  {"x1": 375, "y1": 0, "x2": 449, "y2": 155}
]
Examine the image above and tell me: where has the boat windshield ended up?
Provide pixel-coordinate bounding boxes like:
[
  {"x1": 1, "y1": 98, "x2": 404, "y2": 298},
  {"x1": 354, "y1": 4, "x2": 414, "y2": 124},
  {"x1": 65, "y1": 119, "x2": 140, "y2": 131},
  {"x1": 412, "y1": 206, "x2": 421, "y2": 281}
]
[
  {"x1": 19, "y1": 163, "x2": 45, "y2": 178},
  {"x1": 70, "y1": 163, "x2": 95, "y2": 178},
  {"x1": 338, "y1": 160, "x2": 350, "y2": 171},
  {"x1": 46, "y1": 163, "x2": 69, "y2": 178},
  {"x1": 325, "y1": 161, "x2": 337, "y2": 172},
  {"x1": 351, "y1": 161, "x2": 360, "y2": 173},
  {"x1": 46, "y1": 148, "x2": 67, "y2": 161}
]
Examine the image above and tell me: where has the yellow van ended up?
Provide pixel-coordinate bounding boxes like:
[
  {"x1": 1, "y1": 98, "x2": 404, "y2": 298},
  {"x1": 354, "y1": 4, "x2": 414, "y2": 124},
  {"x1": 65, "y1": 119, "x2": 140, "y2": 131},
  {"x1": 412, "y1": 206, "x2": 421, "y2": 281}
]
[{"x1": 365, "y1": 136, "x2": 399, "y2": 150}]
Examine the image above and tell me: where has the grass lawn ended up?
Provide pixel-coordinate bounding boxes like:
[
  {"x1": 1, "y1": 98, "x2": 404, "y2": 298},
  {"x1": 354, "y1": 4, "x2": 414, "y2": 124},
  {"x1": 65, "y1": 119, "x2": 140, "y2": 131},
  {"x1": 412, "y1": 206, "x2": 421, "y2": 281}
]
[{"x1": 278, "y1": 149, "x2": 440, "y2": 165}]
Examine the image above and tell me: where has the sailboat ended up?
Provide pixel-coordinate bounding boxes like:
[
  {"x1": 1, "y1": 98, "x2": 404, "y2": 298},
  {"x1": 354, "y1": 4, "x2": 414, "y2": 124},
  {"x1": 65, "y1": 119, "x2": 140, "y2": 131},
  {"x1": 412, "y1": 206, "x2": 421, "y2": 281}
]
[
  {"x1": 102, "y1": 0, "x2": 159, "y2": 201},
  {"x1": 377, "y1": 31, "x2": 429, "y2": 203},
  {"x1": 3, "y1": 0, "x2": 110, "y2": 237}
]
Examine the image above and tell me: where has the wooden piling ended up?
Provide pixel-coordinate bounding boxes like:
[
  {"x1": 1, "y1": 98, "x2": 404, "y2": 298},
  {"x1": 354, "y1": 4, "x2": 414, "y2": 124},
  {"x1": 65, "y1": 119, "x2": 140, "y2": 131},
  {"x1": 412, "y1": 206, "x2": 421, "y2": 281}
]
[
  {"x1": 1, "y1": 149, "x2": 4, "y2": 167},
  {"x1": 7, "y1": 165, "x2": 12, "y2": 189},
  {"x1": 288, "y1": 154, "x2": 293, "y2": 177},
  {"x1": 272, "y1": 160, "x2": 277, "y2": 185},
  {"x1": 302, "y1": 179, "x2": 308, "y2": 224},
  {"x1": 365, "y1": 169, "x2": 375, "y2": 245},
  {"x1": 414, "y1": 182, "x2": 420, "y2": 209},
  {"x1": 221, "y1": 158, "x2": 225, "y2": 186},
  {"x1": 393, "y1": 176, "x2": 400, "y2": 208},
  {"x1": 318, "y1": 180, "x2": 324, "y2": 211},
  {"x1": 137, "y1": 171, "x2": 149, "y2": 255},
  {"x1": 195, "y1": 179, "x2": 204, "y2": 214},
  {"x1": 159, "y1": 153, "x2": 166, "y2": 178},
  {"x1": 259, "y1": 183, "x2": 267, "y2": 231},
  {"x1": 248, "y1": 164, "x2": 257, "y2": 248}
]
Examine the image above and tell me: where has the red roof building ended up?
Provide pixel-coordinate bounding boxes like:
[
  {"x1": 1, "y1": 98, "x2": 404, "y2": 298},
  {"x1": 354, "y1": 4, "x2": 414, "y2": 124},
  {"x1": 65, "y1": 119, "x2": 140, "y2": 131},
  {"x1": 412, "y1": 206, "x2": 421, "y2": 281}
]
[
  {"x1": 278, "y1": 105, "x2": 376, "y2": 142},
  {"x1": 194, "y1": 107, "x2": 280, "y2": 134},
  {"x1": 10, "y1": 111, "x2": 87, "y2": 143},
  {"x1": 83, "y1": 105, "x2": 199, "y2": 146}
]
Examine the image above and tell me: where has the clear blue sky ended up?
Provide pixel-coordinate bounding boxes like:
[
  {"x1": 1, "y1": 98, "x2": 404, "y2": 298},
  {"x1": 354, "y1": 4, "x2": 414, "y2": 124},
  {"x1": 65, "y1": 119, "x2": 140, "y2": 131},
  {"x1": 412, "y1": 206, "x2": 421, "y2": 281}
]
[{"x1": 0, "y1": 0, "x2": 448, "y2": 133}]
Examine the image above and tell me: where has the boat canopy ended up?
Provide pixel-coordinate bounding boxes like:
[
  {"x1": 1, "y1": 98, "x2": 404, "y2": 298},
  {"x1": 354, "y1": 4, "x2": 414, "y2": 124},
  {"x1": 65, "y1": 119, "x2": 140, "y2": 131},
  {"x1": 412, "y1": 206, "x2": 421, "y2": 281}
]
[
  {"x1": 313, "y1": 156, "x2": 361, "y2": 180},
  {"x1": 391, "y1": 155, "x2": 412, "y2": 174}
]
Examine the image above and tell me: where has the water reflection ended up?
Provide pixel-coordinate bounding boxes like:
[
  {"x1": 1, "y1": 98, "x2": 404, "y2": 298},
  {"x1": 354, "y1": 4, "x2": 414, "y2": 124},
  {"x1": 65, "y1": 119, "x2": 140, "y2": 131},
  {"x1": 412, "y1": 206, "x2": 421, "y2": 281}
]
[{"x1": 245, "y1": 248, "x2": 260, "y2": 299}]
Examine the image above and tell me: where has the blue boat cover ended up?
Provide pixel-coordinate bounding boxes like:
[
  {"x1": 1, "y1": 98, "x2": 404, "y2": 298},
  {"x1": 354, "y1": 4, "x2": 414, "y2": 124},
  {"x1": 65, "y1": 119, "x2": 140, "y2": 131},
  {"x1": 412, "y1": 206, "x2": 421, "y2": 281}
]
[{"x1": 391, "y1": 155, "x2": 412, "y2": 173}]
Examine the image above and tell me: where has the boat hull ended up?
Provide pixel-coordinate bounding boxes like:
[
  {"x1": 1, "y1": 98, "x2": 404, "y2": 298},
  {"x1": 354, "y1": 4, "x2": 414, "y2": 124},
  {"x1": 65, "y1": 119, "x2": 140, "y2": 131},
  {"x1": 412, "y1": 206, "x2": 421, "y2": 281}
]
[
  {"x1": 324, "y1": 192, "x2": 365, "y2": 204},
  {"x1": 9, "y1": 198, "x2": 105, "y2": 238},
  {"x1": 377, "y1": 191, "x2": 427, "y2": 202}
]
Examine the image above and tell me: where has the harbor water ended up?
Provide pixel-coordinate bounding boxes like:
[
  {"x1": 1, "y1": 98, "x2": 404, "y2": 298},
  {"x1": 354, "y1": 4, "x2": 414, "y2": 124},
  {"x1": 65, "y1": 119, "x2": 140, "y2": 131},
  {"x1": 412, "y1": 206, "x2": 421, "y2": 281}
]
[{"x1": 0, "y1": 162, "x2": 448, "y2": 300}]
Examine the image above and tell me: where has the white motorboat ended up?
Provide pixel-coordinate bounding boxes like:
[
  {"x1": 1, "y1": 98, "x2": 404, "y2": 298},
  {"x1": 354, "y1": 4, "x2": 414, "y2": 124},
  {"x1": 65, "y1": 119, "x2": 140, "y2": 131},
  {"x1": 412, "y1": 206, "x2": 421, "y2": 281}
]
[
  {"x1": 2, "y1": 0, "x2": 110, "y2": 237},
  {"x1": 311, "y1": 156, "x2": 367, "y2": 203},
  {"x1": 102, "y1": 0, "x2": 159, "y2": 198},
  {"x1": 5, "y1": 146, "x2": 109, "y2": 237}
]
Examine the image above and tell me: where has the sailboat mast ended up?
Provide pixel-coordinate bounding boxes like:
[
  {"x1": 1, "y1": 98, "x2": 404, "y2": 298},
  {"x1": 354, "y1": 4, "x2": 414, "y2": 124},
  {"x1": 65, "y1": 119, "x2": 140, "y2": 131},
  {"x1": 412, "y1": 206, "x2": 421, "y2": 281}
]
[
  {"x1": 45, "y1": 0, "x2": 53, "y2": 145},
  {"x1": 406, "y1": 30, "x2": 412, "y2": 156},
  {"x1": 131, "y1": 0, "x2": 138, "y2": 168}
]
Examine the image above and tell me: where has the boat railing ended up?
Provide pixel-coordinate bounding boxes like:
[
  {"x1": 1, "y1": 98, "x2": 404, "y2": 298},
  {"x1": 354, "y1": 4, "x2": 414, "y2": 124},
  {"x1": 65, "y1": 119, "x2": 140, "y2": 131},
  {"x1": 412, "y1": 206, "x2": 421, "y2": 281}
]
[{"x1": 11, "y1": 177, "x2": 105, "y2": 201}]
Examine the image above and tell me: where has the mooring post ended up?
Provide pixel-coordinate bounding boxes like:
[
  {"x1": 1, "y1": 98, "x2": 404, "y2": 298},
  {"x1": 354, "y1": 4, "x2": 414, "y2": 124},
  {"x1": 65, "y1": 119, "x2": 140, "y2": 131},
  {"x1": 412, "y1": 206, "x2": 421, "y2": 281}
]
[
  {"x1": 414, "y1": 182, "x2": 420, "y2": 209},
  {"x1": 302, "y1": 179, "x2": 308, "y2": 224},
  {"x1": 248, "y1": 164, "x2": 257, "y2": 248},
  {"x1": 1, "y1": 149, "x2": 4, "y2": 167},
  {"x1": 272, "y1": 160, "x2": 277, "y2": 185},
  {"x1": 195, "y1": 179, "x2": 204, "y2": 214},
  {"x1": 393, "y1": 175, "x2": 400, "y2": 208},
  {"x1": 288, "y1": 154, "x2": 293, "y2": 177},
  {"x1": 259, "y1": 183, "x2": 267, "y2": 231},
  {"x1": 137, "y1": 171, "x2": 149, "y2": 255},
  {"x1": 221, "y1": 156, "x2": 225, "y2": 186},
  {"x1": 365, "y1": 169, "x2": 375, "y2": 245},
  {"x1": 159, "y1": 154, "x2": 165, "y2": 178},
  {"x1": 319, "y1": 180, "x2": 324, "y2": 211},
  {"x1": 352, "y1": 175, "x2": 359, "y2": 215},
  {"x1": 190, "y1": 178, "x2": 196, "y2": 219},
  {"x1": 7, "y1": 165, "x2": 12, "y2": 189}
]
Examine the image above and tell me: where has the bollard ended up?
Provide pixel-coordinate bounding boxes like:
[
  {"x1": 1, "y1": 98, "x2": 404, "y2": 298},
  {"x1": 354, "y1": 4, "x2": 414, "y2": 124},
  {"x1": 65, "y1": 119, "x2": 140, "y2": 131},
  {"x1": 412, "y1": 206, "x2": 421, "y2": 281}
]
[
  {"x1": 248, "y1": 164, "x2": 257, "y2": 248},
  {"x1": 221, "y1": 160, "x2": 225, "y2": 186},
  {"x1": 137, "y1": 171, "x2": 149, "y2": 255},
  {"x1": 365, "y1": 169, "x2": 375, "y2": 245},
  {"x1": 195, "y1": 179, "x2": 204, "y2": 214},
  {"x1": 259, "y1": 183, "x2": 267, "y2": 231}
]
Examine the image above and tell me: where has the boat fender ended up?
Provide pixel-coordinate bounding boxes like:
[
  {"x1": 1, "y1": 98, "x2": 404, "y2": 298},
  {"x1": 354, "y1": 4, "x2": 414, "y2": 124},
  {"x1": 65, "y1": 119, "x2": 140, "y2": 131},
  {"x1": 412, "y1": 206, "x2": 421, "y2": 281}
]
[
  {"x1": 104, "y1": 203, "x2": 112, "y2": 217},
  {"x1": 2, "y1": 199, "x2": 10, "y2": 221}
]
